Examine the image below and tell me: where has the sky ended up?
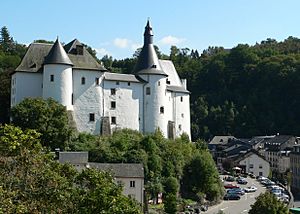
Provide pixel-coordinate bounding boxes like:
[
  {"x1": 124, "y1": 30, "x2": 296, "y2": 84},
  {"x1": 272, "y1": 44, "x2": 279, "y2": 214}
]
[{"x1": 1, "y1": 0, "x2": 300, "y2": 59}]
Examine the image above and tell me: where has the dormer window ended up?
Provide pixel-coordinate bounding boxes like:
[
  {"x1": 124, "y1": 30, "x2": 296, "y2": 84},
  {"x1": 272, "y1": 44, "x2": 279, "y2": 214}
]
[
  {"x1": 76, "y1": 45, "x2": 83, "y2": 55},
  {"x1": 152, "y1": 64, "x2": 157, "y2": 68}
]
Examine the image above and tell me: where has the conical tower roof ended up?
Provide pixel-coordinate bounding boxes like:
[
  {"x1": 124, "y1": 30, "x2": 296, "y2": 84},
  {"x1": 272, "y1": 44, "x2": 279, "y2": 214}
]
[
  {"x1": 133, "y1": 20, "x2": 167, "y2": 76},
  {"x1": 44, "y1": 38, "x2": 73, "y2": 66}
]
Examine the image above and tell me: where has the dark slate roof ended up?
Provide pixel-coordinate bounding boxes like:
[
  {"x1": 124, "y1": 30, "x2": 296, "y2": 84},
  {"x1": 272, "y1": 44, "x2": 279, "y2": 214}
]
[
  {"x1": 265, "y1": 135, "x2": 294, "y2": 145},
  {"x1": 58, "y1": 152, "x2": 88, "y2": 164},
  {"x1": 166, "y1": 85, "x2": 190, "y2": 94},
  {"x1": 15, "y1": 43, "x2": 52, "y2": 72},
  {"x1": 44, "y1": 38, "x2": 73, "y2": 66},
  {"x1": 88, "y1": 163, "x2": 144, "y2": 178},
  {"x1": 104, "y1": 72, "x2": 144, "y2": 83},
  {"x1": 235, "y1": 149, "x2": 268, "y2": 163},
  {"x1": 15, "y1": 39, "x2": 106, "y2": 73},
  {"x1": 209, "y1": 136, "x2": 236, "y2": 145},
  {"x1": 133, "y1": 21, "x2": 167, "y2": 76}
]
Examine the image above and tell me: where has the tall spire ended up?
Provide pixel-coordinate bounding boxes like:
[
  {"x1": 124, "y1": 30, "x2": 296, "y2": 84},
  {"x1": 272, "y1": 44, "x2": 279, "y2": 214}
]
[
  {"x1": 133, "y1": 20, "x2": 167, "y2": 76},
  {"x1": 44, "y1": 38, "x2": 73, "y2": 66},
  {"x1": 144, "y1": 19, "x2": 153, "y2": 45}
]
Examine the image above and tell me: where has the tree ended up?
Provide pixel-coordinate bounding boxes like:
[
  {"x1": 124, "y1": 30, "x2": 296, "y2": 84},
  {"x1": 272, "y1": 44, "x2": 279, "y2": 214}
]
[
  {"x1": 11, "y1": 97, "x2": 74, "y2": 150},
  {"x1": 0, "y1": 124, "x2": 141, "y2": 214},
  {"x1": 0, "y1": 26, "x2": 14, "y2": 53},
  {"x1": 249, "y1": 192, "x2": 289, "y2": 214}
]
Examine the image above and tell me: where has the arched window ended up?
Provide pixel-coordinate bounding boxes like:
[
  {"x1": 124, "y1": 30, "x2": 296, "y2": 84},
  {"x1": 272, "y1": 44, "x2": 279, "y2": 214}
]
[{"x1": 81, "y1": 77, "x2": 85, "y2": 85}]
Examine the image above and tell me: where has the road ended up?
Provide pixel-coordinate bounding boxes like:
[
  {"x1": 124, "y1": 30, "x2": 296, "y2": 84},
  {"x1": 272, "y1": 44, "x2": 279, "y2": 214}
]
[{"x1": 206, "y1": 177, "x2": 265, "y2": 214}]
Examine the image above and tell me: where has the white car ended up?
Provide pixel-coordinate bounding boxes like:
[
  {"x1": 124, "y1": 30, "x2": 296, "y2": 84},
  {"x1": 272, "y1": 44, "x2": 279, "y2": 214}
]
[{"x1": 244, "y1": 186, "x2": 257, "y2": 193}]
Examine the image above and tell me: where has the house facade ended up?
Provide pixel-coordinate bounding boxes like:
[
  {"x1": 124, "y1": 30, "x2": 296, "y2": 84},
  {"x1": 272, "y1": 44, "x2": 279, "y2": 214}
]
[
  {"x1": 290, "y1": 145, "x2": 300, "y2": 193},
  {"x1": 11, "y1": 21, "x2": 190, "y2": 139},
  {"x1": 57, "y1": 152, "x2": 144, "y2": 204},
  {"x1": 237, "y1": 151, "x2": 270, "y2": 177}
]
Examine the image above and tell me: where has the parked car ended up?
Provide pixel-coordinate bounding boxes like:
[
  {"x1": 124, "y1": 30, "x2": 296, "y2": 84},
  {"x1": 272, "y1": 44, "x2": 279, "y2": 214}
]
[
  {"x1": 224, "y1": 183, "x2": 239, "y2": 189},
  {"x1": 225, "y1": 176, "x2": 235, "y2": 182},
  {"x1": 227, "y1": 188, "x2": 245, "y2": 195},
  {"x1": 244, "y1": 186, "x2": 257, "y2": 193},
  {"x1": 237, "y1": 178, "x2": 248, "y2": 185},
  {"x1": 224, "y1": 193, "x2": 241, "y2": 200}
]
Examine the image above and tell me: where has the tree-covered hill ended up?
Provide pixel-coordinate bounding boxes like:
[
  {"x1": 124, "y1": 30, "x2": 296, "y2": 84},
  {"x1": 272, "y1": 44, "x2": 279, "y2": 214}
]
[{"x1": 1, "y1": 25, "x2": 300, "y2": 141}]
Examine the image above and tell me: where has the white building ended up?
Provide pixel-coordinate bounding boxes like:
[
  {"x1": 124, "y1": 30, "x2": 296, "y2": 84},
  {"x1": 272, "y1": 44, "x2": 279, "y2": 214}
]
[
  {"x1": 57, "y1": 152, "x2": 144, "y2": 204},
  {"x1": 11, "y1": 21, "x2": 190, "y2": 139},
  {"x1": 237, "y1": 150, "x2": 270, "y2": 177}
]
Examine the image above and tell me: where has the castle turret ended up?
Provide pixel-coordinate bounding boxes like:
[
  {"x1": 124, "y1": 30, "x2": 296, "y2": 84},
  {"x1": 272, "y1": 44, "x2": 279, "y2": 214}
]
[
  {"x1": 42, "y1": 38, "x2": 74, "y2": 110},
  {"x1": 134, "y1": 20, "x2": 168, "y2": 136}
]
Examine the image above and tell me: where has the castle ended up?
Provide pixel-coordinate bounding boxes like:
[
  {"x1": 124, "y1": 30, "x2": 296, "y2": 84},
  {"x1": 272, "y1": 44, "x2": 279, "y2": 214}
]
[{"x1": 11, "y1": 21, "x2": 191, "y2": 139}]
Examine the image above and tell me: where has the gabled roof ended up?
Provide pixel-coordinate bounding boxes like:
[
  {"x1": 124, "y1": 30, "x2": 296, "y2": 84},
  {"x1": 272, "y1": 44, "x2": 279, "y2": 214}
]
[
  {"x1": 44, "y1": 38, "x2": 73, "y2": 66},
  {"x1": 209, "y1": 136, "x2": 236, "y2": 145},
  {"x1": 15, "y1": 39, "x2": 106, "y2": 73},
  {"x1": 166, "y1": 85, "x2": 190, "y2": 94},
  {"x1": 133, "y1": 21, "x2": 167, "y2": 76},
  {"x1": 88, "y1": 163, "x2": 144, "y2": 178},
  {"x1": 235, "y1": 149, "x2": 269, "y2": 163}
]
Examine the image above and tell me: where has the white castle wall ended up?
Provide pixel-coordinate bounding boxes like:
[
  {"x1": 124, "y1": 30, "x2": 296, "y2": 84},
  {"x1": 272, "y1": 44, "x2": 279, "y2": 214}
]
[
  {"x1": 72, "y1": 69, "x2": 103, "y2": 134},
  {"x1": 103, "y1": 80, "x2": 143, "y2": 132},
  {"x1": 42, "y1": 64, "x2": 73, "y2": 110},
  {"x1": 141, "y1": 74, "x2": 168, "y2": 136},
  {"x1": 174, "y1": 92, "x2": 191, "y2": 138},
  {"x1": 11, "y1": 72, "x2": 43, "y2": 107}
]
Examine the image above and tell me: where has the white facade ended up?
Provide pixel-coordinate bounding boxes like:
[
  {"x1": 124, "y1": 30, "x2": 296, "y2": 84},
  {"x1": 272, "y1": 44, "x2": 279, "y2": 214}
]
[
  {"x1": 11, "y1": 22, "x2": 191, "y2": 139},
  {"x1": 239, "y1": 153, "x2": 270, "y2": 177}
]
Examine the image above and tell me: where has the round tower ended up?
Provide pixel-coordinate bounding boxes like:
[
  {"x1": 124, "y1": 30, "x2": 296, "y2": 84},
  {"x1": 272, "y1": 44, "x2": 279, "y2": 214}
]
[
  {"x1": 42, "y1": 38, "x2": 74, "y2": 110},
  {"x1": 134, "y1": 21, "x2": 168, "y2": 136}
]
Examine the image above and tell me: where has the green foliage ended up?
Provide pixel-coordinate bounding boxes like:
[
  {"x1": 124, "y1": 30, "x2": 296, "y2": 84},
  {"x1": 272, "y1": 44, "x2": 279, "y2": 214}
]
[
  {"x1": 0, "y1": 125, "x2": 141, "y2": 214},
  {"x1": 249, "y1": 192, "x2": 289, "y2": 214},
  {"x1": 164, "y1": 193, "x2": 177, "y2": 214},
  {"x1": 11, "y1": 97, "x2": 73, "y2": 150}
]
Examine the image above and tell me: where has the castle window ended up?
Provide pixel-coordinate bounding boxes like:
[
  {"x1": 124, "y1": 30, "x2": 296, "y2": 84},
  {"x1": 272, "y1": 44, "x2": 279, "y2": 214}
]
[
  {"x1": 180, "y1": 96, "x2": 183, "y2": 102},
  {"x1": 111, "y1": 88, "x2": 116, "y2": 95},
  {"x1": 179, "y1": 124, "x2": 182, "y2": 130},
  {"x1": 81, "y1": 77, "x2": 86, "y2": 85},
  {"x1": 50, "y1": 74, "x2": 54, "y2": 82},
  {"x1": 111, "y1": 101, "x2": 116, "y2": 109},
  {"x1": 71, "y1": 93, "x2": 74, "y2": 105},
  {"x1": 111, "y1": 116, "x2": 116, "y2": 124},
  {"x1": 95, "y1": 77, "x2": 99, "y2": 85},
  {"x1": 130, "y1": 180, "x2": 135, "y2": 188},
  {"x1": 166, "y1": 79, "x2": 170, "y2": 84},
  {"x1": 146, "y1": 87, "x2": 150, "y2": 95},
  {"x1": 76, "y1": 45, "x2": 83, "y2": 55},
  {"x1": 116, "y1": 81, "x2": 119, "y2": 85},
  {"x1": 158, "y1": 81, "x2": 160, "y2": 86},
  {"x1": 160, "y1": 106, "x2": 164, "y2": 114},
  {"x1": 128, "y1": 82, "x2": 131, "y2": 86},
  {"x1": 181, "y1": 113, "x2": 184, "y2": 118},
  {"x1": 89, "y1": 113, "x2": 95, "y2": 122}
]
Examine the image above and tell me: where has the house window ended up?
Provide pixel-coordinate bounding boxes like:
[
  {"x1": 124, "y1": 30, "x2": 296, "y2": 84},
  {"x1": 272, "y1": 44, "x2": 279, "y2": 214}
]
[
  {"x1": 130, "y1": 180, "x2": 135, "y2": 188},
  {"x1": 166, "y1": 79, "x2": 170, "y2": 84},
  {"x1": 111, "y1": 88, "x2": 116, "y2": 95},
  {"x1": 111, "y1": 116, "x2": 116, "y2": 124},
  {"x1": 89, "y1": 113, "x2": 95, "y2": 122},
  {"x1": 259, "y1": 165, "x2": 263, "y2": 169},
  {"x1": 128, "y1": 82, "x2": 131, "y2": 86},
  {"x1": 160, "y1": 106, "x2": 164, "y2": 114},
  {"x1": 179, "y1": 124, "x2": 182, "y2": 130},
  {"x1": 146, "y1": 87, "x2": 151, "y2": 95},
  {"x1": 259, "y1": 172, "x2": 263, "y2": 176},
  {"x1": 81, "y1": 77, "x2": 85, "y2": 85},
  {"x1": 116, "y1": 81, "x2": 119, "y2": 85},
  {"x1": 180, "y1": 96, "x2": 183, "y2": 102},
  {"x1": 71, "y1": 93, "x2": 74, "y2": 105},
  {"x1": 117, "y1": 180, "x2": 123, "y2": 186},
  {"x1": 249, "y1": 164, "x2": 254, "y2": 168},
  {"x1": 50, "y1": 74, "x2": 54, "y2": 82},
  {"x1": 158, "y1": 81, "x2": 160, "y2": 86},
  {"x1": 76, "y1": 45, "x2": 83, "y2": 55},
  {"x1": 95, "y1": 77, "x2": 99, "y2": 85},
  {"x1": 111, "y1": 101, "x2": 116, "y2": 109},
  {"x1": 181, "y1": 113, "x2": 184, "y2": 118}
]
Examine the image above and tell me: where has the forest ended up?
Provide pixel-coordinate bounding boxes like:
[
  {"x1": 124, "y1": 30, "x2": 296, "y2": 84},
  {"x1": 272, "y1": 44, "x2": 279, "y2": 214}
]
[{"x1": 1, "y1": 26, "x2": 300, "y2": 141}]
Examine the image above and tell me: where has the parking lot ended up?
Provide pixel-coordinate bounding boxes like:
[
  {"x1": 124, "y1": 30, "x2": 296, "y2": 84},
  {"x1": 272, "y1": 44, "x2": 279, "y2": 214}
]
[{"x1": 206, "y1": 176, "x2": 266, "y2": 214}]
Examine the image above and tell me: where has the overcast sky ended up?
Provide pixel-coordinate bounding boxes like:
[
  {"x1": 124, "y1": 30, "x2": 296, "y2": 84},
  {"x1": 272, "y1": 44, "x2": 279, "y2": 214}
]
[{"x1": 1, "y1": 0, "x2": 300, "y2": 59}]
